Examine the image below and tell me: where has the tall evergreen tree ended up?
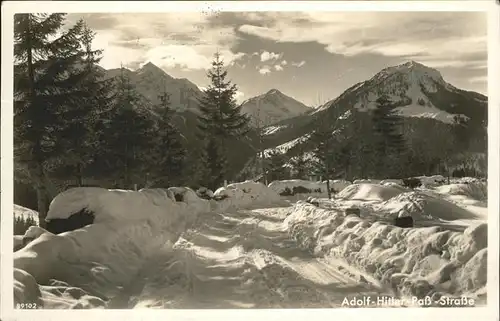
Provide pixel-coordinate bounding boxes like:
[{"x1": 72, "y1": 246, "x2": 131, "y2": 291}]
[
  {"x1": 14, "y1": 13, "x2": 87, "y2": 226},
  {"x1": 199, "y1": 138, "x2": 228, "y2": 190},
  {"x1": 103, "y1": 66, "x2": 156, "y2": 189},
  {"x1": 56, "y1": 21, "x2": 115, "y2": 186},
  {"x1": 196, "y1": 52, "x2": 250, "y2": 188},
  {"x1": 149, "y1": 87, "x2": 187, "y2": 187},
  {"x1": 371, "y1": 95, "x2": 406, "y2": 177}
]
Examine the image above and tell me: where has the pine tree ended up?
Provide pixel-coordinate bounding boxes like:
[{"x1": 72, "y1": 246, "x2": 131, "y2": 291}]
[
  {"x1": 55, "y1": 20, "x2": 115, "y2": 186},
  {"x1": 149, "y1": 87, "x2": 187, "y2": 187},
  {"x1": 371, "y1": 95, "x2": 406, "y2": 177},
  {"x1": 310, "y1": 108, "x2": 351, "y2": 198},
  {"x1": 289, "y1": 148, "x2": 309, "y2": 180},
  {"x1": 14, "y1": 14, "x2": 88, "y2": 226},
  {"x1": 103, "y1": 66, "x2": 157, "y2": 189},
  {"x1": 196, "y1": 52, "x2": 250, "y2": 188},
  {"x1": 199, "y1": 138, "x2": 228, "y2": 190},
  {"x1": 266, "y1": 150, "x2": 289, "y2": 182}
]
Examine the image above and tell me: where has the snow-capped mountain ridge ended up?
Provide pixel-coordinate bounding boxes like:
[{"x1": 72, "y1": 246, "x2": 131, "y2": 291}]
[{"x1": 312, "y1": 60, "x2": 484, "y2": 124}]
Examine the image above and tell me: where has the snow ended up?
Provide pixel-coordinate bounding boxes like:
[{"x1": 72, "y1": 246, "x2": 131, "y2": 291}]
[
  {"x1": 337, "y1": 183, "x2": 408, "y2": 202},
  {"x1": 214, "y1": 180, "x2": 287, "y2": 210},
  {"x1": 12, "y1": 176, "x2": 489, "y2": 308},
  {"x1": 263, "y1": 134, "x2": 311, "y2": 156},
  {"x1": 394, "y1": 105, "x2": 467, "y2": 124},
  {"x1": 268, "y1": 179, "x2": 352, "y2": 196},
  {"x1": 285, "y1": 200, "x2": 488, "y2": 305},
  {"x1": 14, "y1": 204, "x2": 39, "y2": 225},
  {"x1": 262, "y1": 125, "x2": 287, "y2": 136},
  {"x1": 347, "y1": 61, "x2": 469, "y2": 124}
]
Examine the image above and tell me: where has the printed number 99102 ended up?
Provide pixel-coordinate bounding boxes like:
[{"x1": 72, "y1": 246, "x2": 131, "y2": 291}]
[{"x1": 16, "y1": 303, "x2": 38, "y2": 309}]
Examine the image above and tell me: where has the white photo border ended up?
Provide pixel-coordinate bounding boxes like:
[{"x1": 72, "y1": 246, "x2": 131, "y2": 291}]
[{"x1": 1, "y1": 1, "x2": 498, "y2": 321}]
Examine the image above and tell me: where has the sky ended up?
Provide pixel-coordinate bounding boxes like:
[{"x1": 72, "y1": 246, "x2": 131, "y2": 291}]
[{"x1": 65, "y1": 11, "x2": 487, "y2": 106}]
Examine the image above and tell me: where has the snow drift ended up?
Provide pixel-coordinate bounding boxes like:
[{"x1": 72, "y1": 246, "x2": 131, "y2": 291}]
[
  {"x1": 15, "y1": 187, "x2": 209, "y2": 307},
  {"x1": 379, "y1": 190, "x2": 484, "y2": 221},
  {"x1": 285, "y1": 201, "x2": 487, "y2": 305},
  {"x1": 337, "y1": 183, "x2": 408, "y2": 202},
  {"x1": 13, "y1": 182, "x2": 285, "y2": 307}
]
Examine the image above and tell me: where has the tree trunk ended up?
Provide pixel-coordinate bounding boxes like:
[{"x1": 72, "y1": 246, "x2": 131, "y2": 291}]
[
  {"x1": 35, "y1": 185, "x2": 49, "y2": 228},
  {"x1": 30, "y1": 161, "x2": 50, "y2": 228},
  {"x1": 326, "y1": 177, "x2": 331, "y2": 199},
  {"x1": 76, "y1": 163, "x2": 83, "y2": 187}
]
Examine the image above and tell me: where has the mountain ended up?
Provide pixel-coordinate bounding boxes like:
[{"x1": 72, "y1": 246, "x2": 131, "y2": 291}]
[
  {"x1": 312, "y1": 60, "x2": 486, "y2": 124},
  {"x1": 239, "y1": 89, "x2": 312, "y2": 127},
  {"x1": 105, "y1": 62, "x2": 203, "y2": 112},
  {"x1": 261, "y1": 60, "x2": 487, "y2": 159}
]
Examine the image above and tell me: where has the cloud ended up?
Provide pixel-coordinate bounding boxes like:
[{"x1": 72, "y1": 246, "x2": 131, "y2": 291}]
[
  {"x1": 260, "y1": 51, "x2": 282, "y2": 62},
  {"x1": 274, "y1": 65, "x2": 284, "y2": 71},
  {"x1": 291, "y1": 60, "x2": 306, "y2": 67},
  {"x1": 280, "y1": 60, "x2": 288, "y2": 66},
  {"x1": 468, "y1": 76, "x2": 487, "y2": 84},
  {"x1": 67, "y1": 13, "x2": 247, "y2": 70},
  {"x1": 234, "y1": 90, "x2": 245, "y2": 104},
  {"x1": 237, "y1": 12, "x2": 486, "y2": 68},
  {"x1": 259, "y1": 67, "x2": 272, "y2": 75}
]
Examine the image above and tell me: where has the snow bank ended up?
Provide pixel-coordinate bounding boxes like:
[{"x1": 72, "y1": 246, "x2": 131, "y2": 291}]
[
  {"x1": 379, "y1": 179, "x2": 403, "y2": 186},
  {"x1": 435, "y1": 182, "x2": 487, "y2": 202},
  {"x1": 214, "y1": 180, "x2": 286, "y2": 211},
  {"x1": 285, "y1": 202, "x2": 488, "y2": 304},
  {"x1": 353, "y1": 179, "x2": 382, "y2": 184},
  {"x1": 268, "y1": 179, "x2": 352, "y2": 196},
  {"x1": 337, "y1": 183, "x2": 408, "y2": 202},
  {"x1": 379, "y1": 191, "x2": 483, "y2": 221},
  {"x1": 14, "y1": 187, "x2": 212, "y2": 306}
]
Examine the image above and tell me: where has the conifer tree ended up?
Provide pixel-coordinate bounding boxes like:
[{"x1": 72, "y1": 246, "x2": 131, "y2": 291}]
[
  {"x1": 196, "y1": 52, "x2": 250, "y2": 188},
  {"x1": 150, "y1": 87, "x2": 187, "y2": 187},
  {"x1": 266, "y1": 150, "x2": 289, "y2": 182},
  {"x1": 371, "y1": 95, "x2": 406, "y2": 177},
  {"x1": 14, "y1": 13, "x2": 87, "y2": 226},
  {"x1": 103, "y1": 66, "x2": 156, "y2": 188},
  {"x1": 56, "y1": 21, "x2": 115, "y2": 186},
  {"x1": 199, "y1": 138, "x2": 228, "y2": 190},
  {"x1": 289, "y1": 149, "x2": 309, "y2": 180},
  {"x1": 310, "y1": 108, "x2": 350, "y2": 198}
]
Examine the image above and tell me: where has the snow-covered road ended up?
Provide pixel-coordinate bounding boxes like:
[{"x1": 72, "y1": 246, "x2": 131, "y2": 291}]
[
  {"x1": 12, "y1": 179, "x2": 488, "y2": 309},
  {"x1": 107, "y1": 207, "x2": 395, "y2": 308}
]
